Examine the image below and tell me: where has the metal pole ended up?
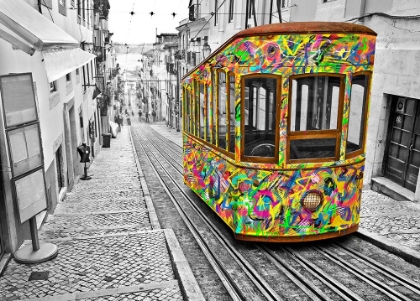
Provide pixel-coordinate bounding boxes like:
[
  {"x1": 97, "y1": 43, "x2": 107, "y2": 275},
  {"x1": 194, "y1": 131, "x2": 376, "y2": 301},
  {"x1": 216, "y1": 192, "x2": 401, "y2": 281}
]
[{"x1": 29, "y1": 217, "x2": 40, "y2": 251}]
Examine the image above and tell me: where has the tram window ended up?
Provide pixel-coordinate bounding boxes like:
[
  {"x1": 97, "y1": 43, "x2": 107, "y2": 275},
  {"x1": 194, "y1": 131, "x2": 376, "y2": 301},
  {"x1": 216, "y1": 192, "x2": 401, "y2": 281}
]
[
  {"x1": 290, "y1": 76, "x2": 340, "y2": 132},
  {"x1": 206, "y1": 84, "x2": 211, "y2": 142},
  {"x1": 199, "y1": 83, "x2": 205, "y2": 139},
  {"x1": 229, "y1": 74, "x2": 235, "y2": 153},
  {"x1": 243, "y1": 77, "x2": 277, "y2": 158},
  {"x1": 290, "y1": 138, "x2": 337, "y2": 159},
  {"x1": 347, "y1": 75, "x2": 368, "y2": 155},
  {"x1": 195, "y1": 81, "x2": 199, "y2": 137},
  {"x1": 185, "y1": 90, "x2": 191, "y2": 133},
  {"x1": 218, "y1": 72, "x2": 227, "y2": 149},
  {"x1": 212, "y1": 71, "x2": 217, "y2": 145}
]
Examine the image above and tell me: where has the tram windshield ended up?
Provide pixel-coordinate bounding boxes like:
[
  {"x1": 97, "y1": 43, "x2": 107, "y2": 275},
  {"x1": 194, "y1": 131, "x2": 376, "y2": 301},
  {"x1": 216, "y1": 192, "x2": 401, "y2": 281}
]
[{"x1": 289, "y1": 75, "x2": 342, "y2": 160}]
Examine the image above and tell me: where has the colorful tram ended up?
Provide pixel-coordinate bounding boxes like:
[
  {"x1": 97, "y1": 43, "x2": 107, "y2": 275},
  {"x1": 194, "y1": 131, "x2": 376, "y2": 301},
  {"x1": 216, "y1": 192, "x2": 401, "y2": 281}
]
[{"x1": 181, "y1": 22, "x2": 376, "y2": 242}]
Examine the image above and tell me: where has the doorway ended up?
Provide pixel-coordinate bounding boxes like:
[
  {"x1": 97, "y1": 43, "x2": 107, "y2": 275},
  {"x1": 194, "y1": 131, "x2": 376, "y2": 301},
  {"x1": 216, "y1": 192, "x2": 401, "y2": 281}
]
[{"x1": 384, "y1": 97, "x2": 420, "y2": 192}]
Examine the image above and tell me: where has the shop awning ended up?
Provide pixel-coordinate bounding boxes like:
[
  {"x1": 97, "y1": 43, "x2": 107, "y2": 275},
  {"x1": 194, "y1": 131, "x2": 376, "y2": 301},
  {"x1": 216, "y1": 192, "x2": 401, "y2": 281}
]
[
  {"x1": 42, "y1": 48, "x2": 96, "y2": 83},
  {"x1": 0, "y1": 0, "x2": 79, "y2": 52}
]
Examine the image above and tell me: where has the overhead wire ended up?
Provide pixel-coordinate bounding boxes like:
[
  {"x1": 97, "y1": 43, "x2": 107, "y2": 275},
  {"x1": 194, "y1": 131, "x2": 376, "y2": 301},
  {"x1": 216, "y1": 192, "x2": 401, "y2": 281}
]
[{"x1": 187, "y1": 0, "x2": 228, "y2": 48}]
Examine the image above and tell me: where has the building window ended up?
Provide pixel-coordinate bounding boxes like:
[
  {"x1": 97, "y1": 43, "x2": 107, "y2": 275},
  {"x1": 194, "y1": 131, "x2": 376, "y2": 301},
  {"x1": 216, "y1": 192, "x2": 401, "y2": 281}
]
[
  {"x1": 228, "y1": 0, "x2": 234, "y2": 23},
  {"x1": 82, "y1": 0, "x2": 86, "y2": 21},
  {"x1": 77, "y1": 0, "x2": 81, "y2": 16},
  {"x1": 66, "y1": 73, "x2": 71, "y2": 82},
  {"x1": 50, "y1": 81, "x2": 57, "y2": 92},
  {"x1": 82, "y1": 65, "x2": 87, "y2": 91},
  {"x1": 323, "y1": 0, "x2": 336, "y2": 2},
  {"x1": 281, "y1": 0, "x2": 288, "y2": 8},
  {"x1": 58, "y1": 0, "x2": 67, "y2": 16}
]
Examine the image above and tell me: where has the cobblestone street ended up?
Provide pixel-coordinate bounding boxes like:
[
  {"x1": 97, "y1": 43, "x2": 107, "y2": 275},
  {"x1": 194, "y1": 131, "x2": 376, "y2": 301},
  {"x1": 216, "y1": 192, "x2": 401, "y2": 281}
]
[{"x1": 0, "y1": 127, "x2": 199, "y2": 301}]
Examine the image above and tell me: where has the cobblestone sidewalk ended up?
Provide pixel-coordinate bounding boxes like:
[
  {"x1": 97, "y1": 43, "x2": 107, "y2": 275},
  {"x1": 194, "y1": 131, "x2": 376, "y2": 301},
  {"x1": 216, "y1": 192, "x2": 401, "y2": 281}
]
[
  {"x1": 360, "y1": 189, "x2": 420, "y2": 264},
  {"x1": 0, "y1": 127, "x2": 201, "y2": 301}
]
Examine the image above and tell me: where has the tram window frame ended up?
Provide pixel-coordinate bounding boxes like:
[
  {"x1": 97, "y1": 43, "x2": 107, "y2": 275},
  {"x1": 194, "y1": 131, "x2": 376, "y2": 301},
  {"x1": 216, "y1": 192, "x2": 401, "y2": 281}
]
[
  {"x1": 217, "y1": 70, "x2": 228, "y2": 151},
  {"x1": 241, "y1": 74, "x2": 281, "y2": 164},
  {"x1": 184, "y1": 86, "x2": 191, "y2": 133},
  {"x1": 228, "y1": 72, "x2": 236, "y2": 154},
  {"x1": 194, "y1": 80, "x2": 200, "y2": 137},
  {"x1": 211, "y1": 68, "x2": 217, "y2": 145},
  {"x1": 287, "y1": 73, "x2": 345, "y2": 163},
  {"x1": 208, "y1": 69, "x2": 234, "y2": 159},
  {"x1": 199, "y1": 82, "x2": 205, "y2": 140},
  {"x1": 346, "y1": 72, "x2": 371, "y2": 158},
  {"x1": 205, "y1": 82, "x2": 211, "y2": 142}
]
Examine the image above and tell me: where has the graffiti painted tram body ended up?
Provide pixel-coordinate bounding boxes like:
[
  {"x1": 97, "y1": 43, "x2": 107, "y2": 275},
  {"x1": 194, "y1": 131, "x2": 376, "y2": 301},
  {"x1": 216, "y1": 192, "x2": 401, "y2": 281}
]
[{"x1": 181, "y1": 22, "x2": 376, "y2": 242}]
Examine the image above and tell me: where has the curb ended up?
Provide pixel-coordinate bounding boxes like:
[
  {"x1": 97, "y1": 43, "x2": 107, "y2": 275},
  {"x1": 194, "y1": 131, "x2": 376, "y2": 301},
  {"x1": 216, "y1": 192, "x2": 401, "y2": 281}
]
[
  {"x1": 0, "y1": 253, "x2": 12, "y2": 276},
  {"x1": 164, "y1": 229, "x2": 205, "y2": 301},
  {"x1": 128, "y1": 127, "x2": 161, "y2": 230},
  {"x1": 356, "y1": 229, "x2": 420, "y2": 267}
]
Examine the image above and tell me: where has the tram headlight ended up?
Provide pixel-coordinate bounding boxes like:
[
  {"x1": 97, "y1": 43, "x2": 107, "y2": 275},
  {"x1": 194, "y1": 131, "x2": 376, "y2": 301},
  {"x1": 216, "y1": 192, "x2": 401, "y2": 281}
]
[{"x1": 302, "y1": 191, "x2": 323, "y2": 212}]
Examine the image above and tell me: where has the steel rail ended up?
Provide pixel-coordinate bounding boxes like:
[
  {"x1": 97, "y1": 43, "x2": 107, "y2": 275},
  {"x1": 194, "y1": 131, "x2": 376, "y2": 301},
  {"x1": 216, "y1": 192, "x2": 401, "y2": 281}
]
[
  {"x1": 146, "y1": 125, "x2": 420, "y2": 301},
  {"x1": 314, "y1": 246, "x2": 412, "y2": 301},
  {"x1": 135, "y1": 131, "x2": 283, "y2": 301},
  {"x1": 132, "y1": 129, "x2": 244, "y2": 301},
  {"x1": 334, "y1": 242, "x2": 420, "y2": 296}
]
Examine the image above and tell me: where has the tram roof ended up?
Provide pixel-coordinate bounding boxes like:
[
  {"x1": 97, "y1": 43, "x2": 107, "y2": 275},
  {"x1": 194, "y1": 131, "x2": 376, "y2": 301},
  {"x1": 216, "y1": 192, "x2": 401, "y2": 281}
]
[
  {"x1": 235, "y1": 22, "x2": 377, "y2": 38},
  {"x1": 181, "y1": 22, "x2": 376, "y2": 81}
]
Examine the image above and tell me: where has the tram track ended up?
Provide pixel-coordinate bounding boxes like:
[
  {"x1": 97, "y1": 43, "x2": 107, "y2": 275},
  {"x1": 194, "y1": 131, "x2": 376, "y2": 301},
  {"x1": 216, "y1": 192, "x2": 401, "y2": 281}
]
[
  {"x1": 132, "y1": 124, "x2": 280, "y2": 300},
  {"x1": 131, "y1": 122, "x2": 420, "y2": 301}
]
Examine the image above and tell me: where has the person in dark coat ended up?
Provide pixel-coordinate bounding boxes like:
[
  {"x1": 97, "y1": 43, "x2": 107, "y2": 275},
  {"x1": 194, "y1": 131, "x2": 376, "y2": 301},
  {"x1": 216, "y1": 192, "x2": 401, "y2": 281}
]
[{"x1": 145, "y1": 112, "x2": 149, "y2": 123}]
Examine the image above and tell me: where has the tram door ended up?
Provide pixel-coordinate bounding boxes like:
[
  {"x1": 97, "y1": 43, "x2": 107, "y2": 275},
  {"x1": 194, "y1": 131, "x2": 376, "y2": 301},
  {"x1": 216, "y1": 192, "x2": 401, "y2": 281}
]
[{"x1": 385, "y1": 97, "x2": 420, "y2": 192}]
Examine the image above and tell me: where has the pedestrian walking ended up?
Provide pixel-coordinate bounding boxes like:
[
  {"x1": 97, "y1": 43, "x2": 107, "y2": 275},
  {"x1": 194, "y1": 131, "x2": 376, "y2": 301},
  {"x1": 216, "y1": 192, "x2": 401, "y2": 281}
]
[
  {"x1": 152, "y1": 110, "x2": 156, "y2": 122},
  {"x1": 145, "y1": 112, "x2": 149, "y2": 123},
  {"x1": 138, "y1": 110, "x2": 142, "y2": 121}
]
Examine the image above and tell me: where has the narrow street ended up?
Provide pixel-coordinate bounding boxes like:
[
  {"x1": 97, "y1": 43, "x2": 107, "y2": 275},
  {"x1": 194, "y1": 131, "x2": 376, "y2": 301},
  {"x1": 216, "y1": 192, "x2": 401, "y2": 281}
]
[{"x1": 0, "y1": 117, "x2": 420, "y2": 300}]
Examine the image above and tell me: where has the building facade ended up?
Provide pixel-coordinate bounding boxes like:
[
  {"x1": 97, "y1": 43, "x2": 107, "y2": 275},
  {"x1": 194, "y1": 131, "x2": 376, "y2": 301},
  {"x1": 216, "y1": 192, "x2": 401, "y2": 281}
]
[
  {"x1": 0, "y1": 0, "x2": 115, "y2": 263},
  {"x1": 176, "y1": 0, "x2": 420, "y2": 201}
]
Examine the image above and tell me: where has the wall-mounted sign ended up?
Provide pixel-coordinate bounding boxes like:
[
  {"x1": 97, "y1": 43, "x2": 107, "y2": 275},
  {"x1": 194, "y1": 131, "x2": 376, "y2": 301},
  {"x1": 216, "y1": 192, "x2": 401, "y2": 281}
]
[
  {"x1": 7, "y1": 124, "x2": 42, "y2": 177},
  {"x1": 14, "y1": 168, "x2": 47, "y2": 224},
  {"x1": 0, "y1": 74, "x2": 37, "y2": 128}
]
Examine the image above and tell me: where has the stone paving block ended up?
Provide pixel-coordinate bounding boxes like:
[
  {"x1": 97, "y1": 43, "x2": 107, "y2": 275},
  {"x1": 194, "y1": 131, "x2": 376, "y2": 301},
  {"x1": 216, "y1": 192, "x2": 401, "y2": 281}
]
[
  {"x1": 74, "y1": 177, "x2": 141, "y2": 190},
  {"x1": 64, "y1": 191, "x2": 143, "y2": 203},
  {"x1": 42, "y1": 211, "x2": 151, "y2": 232},
  {"x1": 360, "y1": 201, "x2": 416, "y2": 217},
  {"x1": 0, "y1": 232, "x2": 176, "y2": 300},
  {"x1": 79, "y1": 286, "x2": 183, "y2": 300},
  {"x1": 38, "y1": 227, "x2": 153, "y2": 240},
  {"x1": 89, "y1": 172, "x2": 143, "y2": 179},
  {"x1": 54, "y1": 198, "x2": 147, "y2": 214},
  {"x1": 71, "y1": 182, "x2": 141, "y2": 193}
]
